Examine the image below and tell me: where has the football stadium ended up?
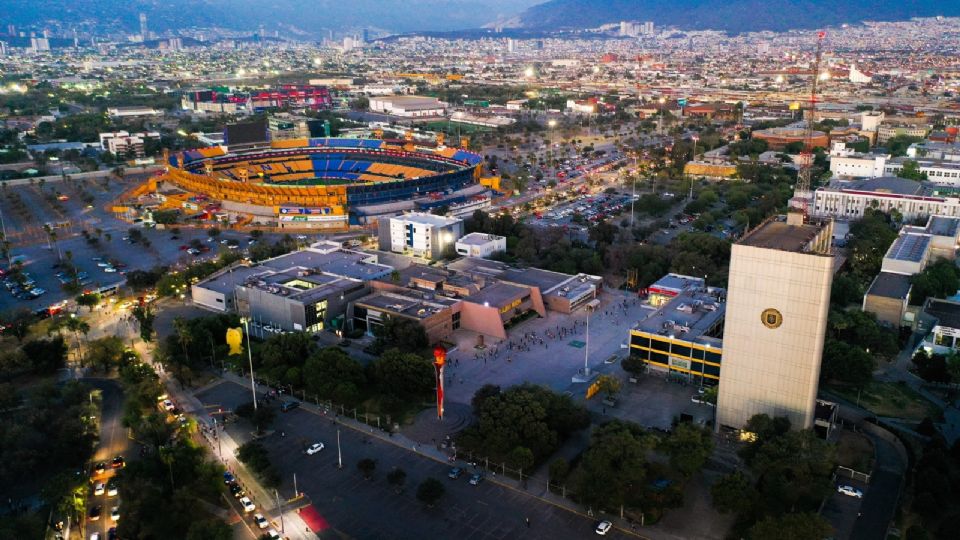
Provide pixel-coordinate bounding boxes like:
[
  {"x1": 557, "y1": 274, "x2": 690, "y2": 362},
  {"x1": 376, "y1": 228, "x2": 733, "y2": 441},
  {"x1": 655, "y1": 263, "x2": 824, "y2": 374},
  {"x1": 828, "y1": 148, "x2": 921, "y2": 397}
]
[{"x1": 158, "y1": 136, "x2": 485, "y2": 229}]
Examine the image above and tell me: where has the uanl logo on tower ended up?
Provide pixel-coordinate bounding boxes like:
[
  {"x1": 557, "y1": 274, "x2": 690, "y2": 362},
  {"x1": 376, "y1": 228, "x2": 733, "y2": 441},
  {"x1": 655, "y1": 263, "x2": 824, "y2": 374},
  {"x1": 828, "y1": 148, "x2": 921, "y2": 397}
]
[{"x1": 761, "y1": 308, "x2": 783, "y2": 329}]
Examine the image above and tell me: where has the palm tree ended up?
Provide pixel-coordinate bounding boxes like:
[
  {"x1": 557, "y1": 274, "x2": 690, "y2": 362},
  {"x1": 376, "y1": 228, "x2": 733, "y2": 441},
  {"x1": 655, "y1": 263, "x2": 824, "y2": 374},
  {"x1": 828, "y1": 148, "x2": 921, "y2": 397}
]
[
  {"x1": 173, "y1": 317, "x2": 193, "y2": 372},
  {"x1": 64, "y1": 316, "x2": 90, "y2": 365}
]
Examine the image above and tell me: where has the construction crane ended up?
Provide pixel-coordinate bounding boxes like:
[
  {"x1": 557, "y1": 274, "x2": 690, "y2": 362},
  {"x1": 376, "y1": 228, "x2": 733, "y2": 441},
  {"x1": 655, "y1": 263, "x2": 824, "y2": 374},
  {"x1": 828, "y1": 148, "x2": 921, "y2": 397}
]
[{"x1": 791, "y1": 31, "x2": 826, "y2": 216}]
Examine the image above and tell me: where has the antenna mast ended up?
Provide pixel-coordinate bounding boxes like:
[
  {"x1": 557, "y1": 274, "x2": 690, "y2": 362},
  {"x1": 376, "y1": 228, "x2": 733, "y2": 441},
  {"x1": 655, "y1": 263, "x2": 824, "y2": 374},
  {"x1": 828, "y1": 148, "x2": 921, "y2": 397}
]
[{"x1": 790, "y1": 31, "x2": 826, "y2": 216}]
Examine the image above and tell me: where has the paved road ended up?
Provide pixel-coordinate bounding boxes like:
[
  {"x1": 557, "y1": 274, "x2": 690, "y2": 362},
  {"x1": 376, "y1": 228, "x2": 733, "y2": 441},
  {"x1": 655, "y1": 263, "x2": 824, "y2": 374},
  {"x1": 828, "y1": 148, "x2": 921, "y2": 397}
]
[
  {"x1": 850, "y1": 431, "x2": 905, "y2": 540},
  {"x1": 81, "y1": 378, "x2": 132, "y2": 540},
  {"x1": 195, "y1": 380, "x2": 633, "y2": 540}
]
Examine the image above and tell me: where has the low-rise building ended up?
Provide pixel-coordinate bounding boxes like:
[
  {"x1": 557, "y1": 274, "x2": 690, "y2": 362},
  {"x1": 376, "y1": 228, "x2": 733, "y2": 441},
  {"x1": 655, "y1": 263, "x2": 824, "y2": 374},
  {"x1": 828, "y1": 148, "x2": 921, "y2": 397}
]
[
  {"x1": 455, "y1": 232, "x2": 506, "y2": 258},
  {"x1": 369, "y1": 96, "x2": 447, "y2": 118},
  {"x1": 918, "y1": 298, "x2": 960, "y2": 355},
  {"x1": 628, "y1": 274, "x2": 726, "y2": 385},
  {"x1": 378, "y1": 212, "x2": 464, "y2": 260},
  {"x1": 812, "y1": 177, "x2": 960, "y2": 221},
  {"x1": 99, "y1": 131, "x2": 160, "y2": 157}
]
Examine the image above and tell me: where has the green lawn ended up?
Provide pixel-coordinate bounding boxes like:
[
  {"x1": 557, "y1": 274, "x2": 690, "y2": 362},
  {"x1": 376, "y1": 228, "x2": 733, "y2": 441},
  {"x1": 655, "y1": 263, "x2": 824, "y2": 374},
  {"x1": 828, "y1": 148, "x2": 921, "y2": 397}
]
[{"x1": 831, "y1": 381, "x2": 941, "y2": 422}]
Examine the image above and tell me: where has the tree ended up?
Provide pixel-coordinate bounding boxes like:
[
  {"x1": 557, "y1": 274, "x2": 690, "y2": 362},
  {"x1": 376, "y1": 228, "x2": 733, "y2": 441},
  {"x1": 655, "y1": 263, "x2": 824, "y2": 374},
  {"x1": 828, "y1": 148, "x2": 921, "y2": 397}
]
[
  {"x1": 508, "y1": 446, "x2": 535, "y2": 472},
  {"x1": 303, "y1": 347, "x2": 365, "y2": 405},
  {"x1": 747, "y1": 512, "x2": 831, "y2": 540},
  {"x1": 897, "y1": 159, "x2": 927, "y2": 181},
  {"x1": 596, "y1": 374, "x2": 622, "y2": 398},
  {"x1": 572, "y1": 420, "x2": 651, "y2": 510},
  {"x1": 711, "y1": 471, "x2": 756, "y2": 514},
  {"x1": 87, "y1": 336, "x2": 126, "y2": 372},
  {"x1": 368, "y1": 349, "x2": 435, "y2": 401},
  {"x1": 132, "y1": 304, "x2": 156, "y2": 342},
  {"x1": 373, "y1": 315, "x2": 429, "y2": 353},
  {"x1": 357, "y1": 458, "x2": 377, "y2": 479},
  {"x1": 416, "y1": 478, "x2": 445, "y2": 507},
  {"x1": 387, "y1": 468, "x2": 407, "y2": 493},
  {"x1": 76, "y1": 292, "x2": 101, "y2": 312},
  {"x1": 19, "y1": 336, "x2": 67, "y2": 374},
  {"x1": 471, "y1": 384, "x2": 501, "y2": 415},
  {"x1": 661, "y1": 423, "x2": 713, "y2": 478},
  {"x1": 820, "y1": 339, "x2": 875, "y2": 388},
  {"x1": 234, "y1": 401, "x2": 276, "y2": 434}
]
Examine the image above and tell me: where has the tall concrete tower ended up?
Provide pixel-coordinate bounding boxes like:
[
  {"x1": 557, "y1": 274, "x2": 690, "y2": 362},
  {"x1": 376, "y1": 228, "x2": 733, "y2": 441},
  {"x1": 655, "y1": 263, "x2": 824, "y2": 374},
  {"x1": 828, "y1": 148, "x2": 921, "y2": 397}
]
[
  {"x1": 139, "y1": 13, "x2": 148, "y2": 41},
  {"x1": 716, "y1": 213, "x2": 834, "y2": 431}
]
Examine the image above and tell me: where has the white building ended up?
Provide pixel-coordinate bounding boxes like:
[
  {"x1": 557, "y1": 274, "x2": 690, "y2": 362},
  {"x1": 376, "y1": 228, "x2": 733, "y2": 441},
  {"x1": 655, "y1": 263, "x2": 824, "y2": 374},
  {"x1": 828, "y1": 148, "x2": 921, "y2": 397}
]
[
  {"x1": 107, "y1": 106, "x2": 162, "y2": 118},
  {"x1": 378, "y1": 212, "x2": 464, "y2": 260},
  {"x1": 848, "y1": 64, "x2": 874, "y2": 84},
  {"x1": 828, "y1": 142, "x2": 889, "y2": 178},
  {"x1": 369, "y1": 96, "x2": 447, "y2": 118},
  {"x1": 813, "y1": 177, "x2": 960, "y2": 221},
  {"x1": 99, "y1": 131, "x2": 160, "y2": 157},
  {"x1": 883, "y1": 157, "x2": 960, "y2": 186},
  {"x1": 455, "y1": 233, "x2": 506, "y2": 259},
  {"x1": 716, "y1": 214, "x2": 834, "y2": 431}
]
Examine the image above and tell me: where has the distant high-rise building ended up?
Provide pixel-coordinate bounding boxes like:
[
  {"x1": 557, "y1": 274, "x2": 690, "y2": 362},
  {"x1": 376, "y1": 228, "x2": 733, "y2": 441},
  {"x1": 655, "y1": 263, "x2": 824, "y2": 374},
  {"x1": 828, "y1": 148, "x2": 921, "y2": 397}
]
[
  {"x1": 30, "y1": 37, "x2": 50, "y2": 52},
  {"x1": 6, "y1": 25, "x2": 15, "y2": 37},
  {"x1": 716, "y1": 214, "x2": 834, "y2": 431},
  {"x1": 0, "y1": 41, "x2": 7, "y2": 57},
  {"x1": 168, "y1": 37, "x2": 183, "y2": 51},
  {"x1": 507, "y1": 38, "x2": 515, "y2": 53},
  {"x1": 42, "y1": 29, "x2": 50, "y2": 39},
  {"x1": 139, "y1": 13, "x2": 148, "y2": 41},
  {"x1": 362, "y1": 28, "x2": 370, "y2": 43},
  {"x1": 642, "y1": 21, "x2": 655, "y2": 35},
  {"x1": 757, "y1": 41, "x2": 771, "y2": 55}
]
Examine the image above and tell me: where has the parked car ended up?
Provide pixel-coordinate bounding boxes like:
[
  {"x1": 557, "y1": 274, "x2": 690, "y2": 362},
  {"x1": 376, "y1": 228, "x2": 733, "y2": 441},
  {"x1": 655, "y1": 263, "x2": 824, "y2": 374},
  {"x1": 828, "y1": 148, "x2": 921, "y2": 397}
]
[
  {"x1": 280, "y1": 401, "x2": 300, "y2": 412},
  {"x1": 448, "y1": 467, "x2": 463, "y2": 479},
  {"x1": 239, "y1": 496, "x2": 256, "y2": 512},
  {"x1": 837, "y1": 485, "x2": 863, "y2": 498},
  {"x1": 595, "y1": 520, "x2": 613, "y2": 535},
  {"x1": 254, "y1": 513, "x2": 268, "y2": 529},
  {"x1": 306, "y1": 443, "x2": 325, "y2": 455},
  {"x1": 469, "y1": 473, "x2": 483, "y2": 486}
]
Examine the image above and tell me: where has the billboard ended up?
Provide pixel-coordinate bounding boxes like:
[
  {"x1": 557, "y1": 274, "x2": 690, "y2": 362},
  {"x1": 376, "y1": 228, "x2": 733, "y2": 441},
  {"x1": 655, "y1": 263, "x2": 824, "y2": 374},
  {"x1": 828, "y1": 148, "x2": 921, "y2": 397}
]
[
  {"x1": 278, "y1": 215, "x2": 346, "y2": 223},
  {"x1": 279, "y1": 207, "x2": 334, "y2": 215}
]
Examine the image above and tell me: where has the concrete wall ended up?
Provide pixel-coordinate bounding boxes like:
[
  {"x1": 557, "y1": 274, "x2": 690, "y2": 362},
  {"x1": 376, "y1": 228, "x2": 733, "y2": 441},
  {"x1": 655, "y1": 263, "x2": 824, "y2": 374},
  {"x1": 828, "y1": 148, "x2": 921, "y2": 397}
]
[
  {"x1": 459, "y1": 301, "x2": 507, "y2": 340},
  {"x1": 863, "y1": 293, "x2": 908, "y2": 327},
  {"x1": 191, "y1": 285, "x2": 230, "y2": 312}
]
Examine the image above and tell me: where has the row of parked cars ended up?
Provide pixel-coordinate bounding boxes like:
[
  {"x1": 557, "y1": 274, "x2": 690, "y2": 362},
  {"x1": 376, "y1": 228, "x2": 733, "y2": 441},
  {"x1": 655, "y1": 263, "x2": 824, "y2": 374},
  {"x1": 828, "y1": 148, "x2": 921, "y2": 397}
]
[
  {"x1": 3, "y1": 271, "x2": 45, "y2": 300},
  {"x1": 223, "y1": 472, "x2": 281, "y2": 539}
]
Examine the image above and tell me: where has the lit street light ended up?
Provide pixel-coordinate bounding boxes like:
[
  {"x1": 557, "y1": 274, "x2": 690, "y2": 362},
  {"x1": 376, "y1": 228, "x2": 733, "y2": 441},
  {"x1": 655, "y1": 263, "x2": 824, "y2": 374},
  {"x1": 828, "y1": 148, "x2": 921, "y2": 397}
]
[{"x1": 241, "y1": 317, "x2": 258, "y2": 410}]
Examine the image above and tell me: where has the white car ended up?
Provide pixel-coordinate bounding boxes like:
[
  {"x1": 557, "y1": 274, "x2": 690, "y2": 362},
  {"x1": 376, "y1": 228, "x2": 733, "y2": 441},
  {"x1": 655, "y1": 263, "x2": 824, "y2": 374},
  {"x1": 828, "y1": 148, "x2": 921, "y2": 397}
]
[
  {"x1": 837, "y1": 485, "x2": 863, "y2": 498},
  {"x1": 93, "y1": 482, "x2": 105, "y2": 496},
  {"x1": 96, "y1": 262, "x2": 110, "y2": 267},
  {"x1": 239, "y1": 496, "x2": 256, "y2": 512},
  {"x1": 104, "y1": 267, "x2": 117, "y2": 273},
  {"x1": 595, "y1": 520, "x2": 613, "y2": 535},
  {"x1": 90, "y1": 533, "x2": 100, "y2": 540},
  {"x1": 110, "y1": 506, "x2": 119, "y2": 521},
  {"x1": 162, "y1": 399, "x2": 175, "y2": 411},
  {"x1": 266, "y1": 530, "x2": 281, "y2": 540},
  {"x1": 107, "y1": 481, "x2": 118, "y2": 497},
  {"x1": 254, "y1": 513, "x2": 269, "y2": 529},
  {"x1": 306, "y1": 443, "x2": 325, "y2": 455}
]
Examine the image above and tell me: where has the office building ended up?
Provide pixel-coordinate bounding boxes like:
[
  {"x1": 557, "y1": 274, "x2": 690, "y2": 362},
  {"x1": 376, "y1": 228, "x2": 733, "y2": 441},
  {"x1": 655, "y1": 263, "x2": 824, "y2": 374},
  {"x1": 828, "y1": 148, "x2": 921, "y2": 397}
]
[
  {"x1": 139, "y1": 13, "x2": 148, "y2": 41},
  {"x1": 455, "y1": 232, "x2": 506, "y2": 259},
  {"x1": 918, "y1": 298, "x2": 960, "y2": 356},
  {"x1": 716, "y1": 214, "x2": 834, "y2": 431},
  {"x1": 629, "y1": 274, "x2": 726, "y2": 385},
  {"x1": 99, "y1": 131, "x2": 159, "y2": 157},
  {"x1": 378, "y1": 213, "x2": 464, "y2": 260}
]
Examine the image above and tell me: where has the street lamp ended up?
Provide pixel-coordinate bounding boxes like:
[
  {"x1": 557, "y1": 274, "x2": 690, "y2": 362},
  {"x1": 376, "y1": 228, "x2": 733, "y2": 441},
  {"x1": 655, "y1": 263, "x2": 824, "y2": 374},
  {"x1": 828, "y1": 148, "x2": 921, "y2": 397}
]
[
  {"x1": 240, "y1": 317, "x2": 257, "y2": 410},
  {"x1": 583, "y1": 300, "x2": 596, "y2": 377}
]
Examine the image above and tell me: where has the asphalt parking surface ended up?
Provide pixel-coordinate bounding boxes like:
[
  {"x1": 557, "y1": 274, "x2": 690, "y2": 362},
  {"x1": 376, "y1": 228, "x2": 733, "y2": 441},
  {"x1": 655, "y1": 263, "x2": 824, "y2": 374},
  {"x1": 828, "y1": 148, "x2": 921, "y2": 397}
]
[{"x1": 196, "y1": 381, "x2": 632, "y2": 540}]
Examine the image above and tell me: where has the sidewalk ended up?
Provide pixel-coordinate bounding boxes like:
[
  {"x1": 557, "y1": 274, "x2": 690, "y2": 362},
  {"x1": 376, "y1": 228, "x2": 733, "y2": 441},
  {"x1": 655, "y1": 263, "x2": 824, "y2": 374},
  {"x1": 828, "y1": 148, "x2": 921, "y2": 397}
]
[{"x1": 153, "y1": 355, "x2": 314, "y2": 539}]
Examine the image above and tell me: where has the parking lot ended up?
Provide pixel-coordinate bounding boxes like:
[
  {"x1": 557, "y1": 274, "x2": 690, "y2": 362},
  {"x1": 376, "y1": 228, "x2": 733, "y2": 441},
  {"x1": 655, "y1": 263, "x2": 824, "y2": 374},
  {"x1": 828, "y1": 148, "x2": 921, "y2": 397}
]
[{"x1": 196, "y1": 381, "x2": 633, "y2": 540}]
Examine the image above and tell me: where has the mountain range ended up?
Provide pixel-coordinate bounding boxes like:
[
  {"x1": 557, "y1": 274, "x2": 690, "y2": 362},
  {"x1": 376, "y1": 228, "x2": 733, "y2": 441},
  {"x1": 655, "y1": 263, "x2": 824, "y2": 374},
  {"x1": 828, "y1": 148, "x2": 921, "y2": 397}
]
[
  {"x1": 2, "y1": 0, "x2": 540, "y2": 35},
  {"x1": 3, "y1": 0, "x2": 959, "y2": 36},
  {"x1": 511, "y1": 0, "x2": 960, "y2": 34}
]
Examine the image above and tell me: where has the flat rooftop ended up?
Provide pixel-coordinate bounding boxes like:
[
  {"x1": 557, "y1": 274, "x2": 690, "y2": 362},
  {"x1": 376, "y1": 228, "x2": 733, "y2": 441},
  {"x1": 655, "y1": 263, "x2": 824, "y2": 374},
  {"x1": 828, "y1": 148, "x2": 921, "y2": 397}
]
[
  {"x1": 924, "y1": 298, "x2": 960, "y2": 330},
  {"x1": 261, "y1": 248, "x2": 392, "y2": 280},
  {"x1": 633, "y1": 287, "x2": 727, "y2": 348},
  {"x1": 354, "y1": 290, "x2": 457, "y2": 320},
  {"x1": 464, "y1": 281, "x2": 529, "y2": 309},
  {"x1": 739, "y1": 218, "x2": 827, "y2": 253},
  {"x1": 196, "y1": 265, "x2": 265, "y2": 296},
  {"x1": 457, "y1": 232, "x2": 505, "y2": 246},
  {"x1": 392, "y1": 212, "x2": 461, "y2": 227},
  {"x1": 928, "y1": 216, "x2": 960, "y2": 238},
  {"x1": 649, "y1": 273, "x2": 706, "y2": 294},
  {"x1": 247, "y1": 269, "x2": 361, "y2": 304},
  {"x1": 867, "y1": 272, "x2": 912, "y2": 300},
  {"x1": 500, "y1": 267, "x2": 570, "y2": 292},
  {"x1": 886, "y1": 233, "x2": 930, "y2": 262},
  {"x1": 825, "y1": 177, "x2": 925, "y2": 196}
]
